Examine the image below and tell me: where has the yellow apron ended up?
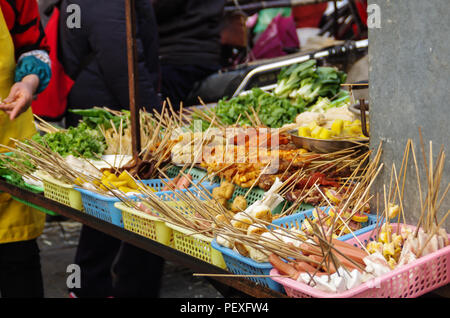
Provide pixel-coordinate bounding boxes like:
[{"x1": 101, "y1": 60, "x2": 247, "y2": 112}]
[{"x1": 0, "y1": 8, "x2": 45, "y2": 243}]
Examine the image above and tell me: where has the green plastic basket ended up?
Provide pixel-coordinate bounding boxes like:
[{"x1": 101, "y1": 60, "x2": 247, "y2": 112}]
[
  {"x1": 3, "y1": 175, "x2": 43, "y2": 194},
  {"x1": 0, "y1": 152, "x2": 44, "y2": 194},
  {"x1": 164, "y1": 165, "x2": 217, "y2": 182},
  {"x1": 230, "y1": 185, "x2": 313, "y2": 215},
  {"x1": 165, "y1": 165, "x2": 181, "y2": 178},
  {"x1": 229, "y1": 185, "x2": 287, "y2": 214}
]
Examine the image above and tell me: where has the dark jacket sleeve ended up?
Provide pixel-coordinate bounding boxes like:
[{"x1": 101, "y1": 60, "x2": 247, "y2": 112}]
[{"x1": 60, "y1": 0, "x2": 161, "y2": 111}]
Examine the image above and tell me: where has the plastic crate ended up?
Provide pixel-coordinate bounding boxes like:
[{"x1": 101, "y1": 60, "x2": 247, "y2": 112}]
[
  {"x1": 114, "y1": 202, "x2": 173, "y2": 246},
  {"x1": 76, "y1": 179, "x2": 218, "y2": 228},
  {"x1": 211, "y1": 239, "x2": 284, "y2": 293},
  {"x1": 270, "y1": 223, "x2": 450, "y2": 298},
  {"x1": 0, "y1": 152, "x2": 44, "y2": 194},
  {"x1": 166, "y1": 221, "x2": 227, "y2": 269},
  {"x1": 39, "y1": 173, "x2": 83, "y2": 211},
  {"x1": 230, "y1": 185, "x2": 314, "y2": 216},
  {"x1": 164, "y1": 165, "x2": 182, "y2": 178},
  {"x1": 230, "y1": 185, "x2": 285, "y2": 214},
  {"x1": 211, "y1": 207, "x2": 379, "y2": 292},
  {"x1": 2, "y1": 175, "x2": 43, "y2": 194},
  {"x1": 271, "y1": 207, "x2": 380, "y2": 241}
]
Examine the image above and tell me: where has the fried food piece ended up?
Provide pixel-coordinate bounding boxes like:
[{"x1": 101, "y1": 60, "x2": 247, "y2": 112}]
[
  {"x1": 231, "y1": 212, "x2": 253, "y2": 232},
  {"x1": 220, "y1": 181, "x2": 235, "y2": 200},
  {"x1": 234, "y1": 242, "x2": 250, "y2": 258},
  {"x1": 251, "y1": 205, "x2": 273, "y2": 223},
  {"x1": 231, "y1": 195, "x2": 247, "y2": 213}
]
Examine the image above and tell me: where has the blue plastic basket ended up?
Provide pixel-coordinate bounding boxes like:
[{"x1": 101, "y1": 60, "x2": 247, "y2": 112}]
[
  {"x1": 211, "y1": 239, "x2": 285, "y2": 293},
  {"x1": 271, "y1": 207, "x2": 380, "y2": 241},
  {"x1": 212, "y1": 207, "x2": 380, "y2": 293},
  {"x1": 76, "y1": 179, "x2": 219, "y2": 228}
]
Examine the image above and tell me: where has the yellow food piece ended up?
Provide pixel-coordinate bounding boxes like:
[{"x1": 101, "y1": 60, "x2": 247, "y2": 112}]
[
  {"x1": 105, "y1": 174, "x2": 118, "y2": 183},
  {"x1": 388, "y1": 204, "x2": 400, "y2": 219},
  {"x1": 383, "y1": 242, "x2": 395, "y2": 258},
  {"x1": 101, "y1": 179, "x2": 113, "y2": 188},
  {"x1": 343, "y1": 120, "x2": 353, "y2": 127},
  {"x1": 298, "y1": 126, "x2": 311, "y2": 137},
  {"x1": 118, "y1": 171, "x2": 133, "y2": 182},
  {"x1": 328, "y1": 208, "x2": 351, "y2": 220},
  {"x1": 74, "y1": 177, "x2": 86, "y2": 186},
  {"x1": 110, "y1": 180, "x2": 128, "y2": 188},
  {"x1": 311, "y1": 126, "x2": 322, "y2": 139},
  {"x1": 325, "y1": 189, "x2": 341, "y2": 205},
  {"x1": 381, "y1": 223, "x2": 392, "y2": 233},
  {"x1": 119, "y1": 186, "x2": 136, "y2": 193},
  {"x1": 387, "y1": 256, "x2": 397, "y2": 269},
  {"x1": 352, "y1": 213, "x2": 368, "y2": 223},
  {"x1": 367, "y1": 241, "x2": 383, "y2": 254},
  {"x1": 127, "y1": 179, "x2": 139, "y2": 190},
  {"x1": 379, "y1": 231, "x2": 390, "y2": 244},
  {"x1": 146, "y1": 187, "x2": 157, "y2": 192},
  {"x1": 392, "y1": 233, "x2": 403, "y2": 249},
  {"x1": 318, "y1": 128, "x2": 332, "y2": 140},
  {"x1": 103, "y1": 170, "x2": 112, "y2": 177},
  {"x1": 331, "y1": 119, "x2": 344, "y2": 135},
  {"x1": 350, "y1": 124, "x2": 362, "y2": 135},
  {"x1": 324, "y1": 217, "x2": 332, "y2": 227},
  {"x1": 342, "y1": 127, "x2": 354, "y2": 137},
  {"x1": 394, "y1": 247, "x2": 402, "y2": 260},
  {"x1": 312, "y1": 208, "x2": 320, "y2": 219}
]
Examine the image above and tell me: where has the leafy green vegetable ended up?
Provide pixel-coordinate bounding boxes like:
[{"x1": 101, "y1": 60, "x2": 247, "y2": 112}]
[
  {"x1": 307, "y1": 90, "x2": 351, "y2": 113},
  {"x1": 287, "y1": 64, "x2": 347, "y2": 104},
  {"x1": 69, "y1": 108, "x2": 129, "y2": 130},
  {"x1": 273, "y1": 60, "x2": 317, "y2": 99},
  {"x1": 0, "y1": 153, "x2": 35, "y2": 187},
  {"x1": 212, "y1": 88, "x2": 305, "y2": 128},
  {"x1": 32, "y1": 122, "x2": 106, "y2": 159},
  {"x1": 193, "y1": 60, "x2": 348, "y2": 130}
]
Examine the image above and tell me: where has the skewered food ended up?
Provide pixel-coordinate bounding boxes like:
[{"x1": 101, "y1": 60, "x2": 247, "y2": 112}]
[{"x1": 231, "y1": 195, "x2": 247, "y2": 213}]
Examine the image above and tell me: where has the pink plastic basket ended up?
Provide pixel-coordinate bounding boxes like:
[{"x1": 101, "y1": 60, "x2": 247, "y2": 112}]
[{"x1": 270, "y1": 223, "x2": 450, "y2": 298}]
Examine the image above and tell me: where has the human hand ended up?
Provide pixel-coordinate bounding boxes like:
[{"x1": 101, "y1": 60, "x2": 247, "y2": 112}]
[{"x1": 0, "y1": 74, "x2": 39, "y2": 120}]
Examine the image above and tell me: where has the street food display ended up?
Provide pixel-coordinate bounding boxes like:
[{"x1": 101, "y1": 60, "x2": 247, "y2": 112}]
[{"x1": 0, "y1": 60, "x2": 448, "y2": 298}]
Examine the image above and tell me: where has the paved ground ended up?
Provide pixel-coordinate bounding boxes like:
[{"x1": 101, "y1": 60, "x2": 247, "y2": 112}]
[{"x1": 37, "y1": 220, "x2": 222, "y2": 298}]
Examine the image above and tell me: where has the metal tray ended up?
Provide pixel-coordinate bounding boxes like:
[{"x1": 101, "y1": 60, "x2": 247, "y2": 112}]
[{"x1": 289, "y1": 130, "x2": 368, "y2": 153}]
